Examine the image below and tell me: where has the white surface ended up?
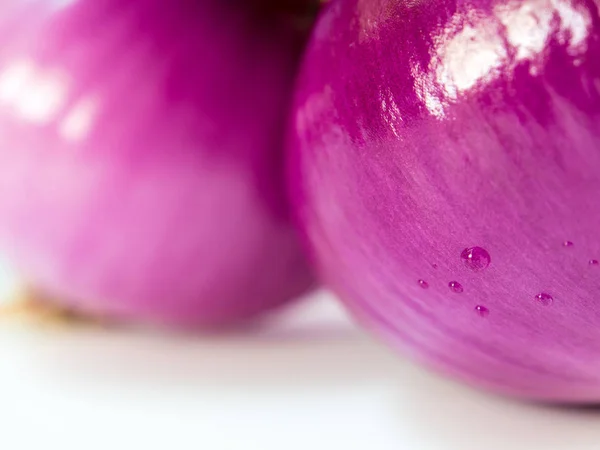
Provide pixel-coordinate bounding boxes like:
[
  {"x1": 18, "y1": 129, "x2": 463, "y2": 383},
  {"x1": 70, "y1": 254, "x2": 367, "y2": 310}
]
[{"x1": 1, "y1": 283, "x2": 600, "y2": 450}]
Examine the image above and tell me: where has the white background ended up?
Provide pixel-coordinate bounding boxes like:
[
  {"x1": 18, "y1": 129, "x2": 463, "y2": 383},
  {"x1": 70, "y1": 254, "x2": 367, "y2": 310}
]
[{"x1": 1, "y1": 263, "x2": 599, "y2": 450}]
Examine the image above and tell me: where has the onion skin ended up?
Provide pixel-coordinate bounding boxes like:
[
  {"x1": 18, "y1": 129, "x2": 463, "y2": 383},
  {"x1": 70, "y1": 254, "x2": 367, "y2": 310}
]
[
  {"x1": 289, "y1": 0, "x2": 600, "y2": 401},
  {"x1": 0, "y1": 0, "x2": 314, "y2": 326}
]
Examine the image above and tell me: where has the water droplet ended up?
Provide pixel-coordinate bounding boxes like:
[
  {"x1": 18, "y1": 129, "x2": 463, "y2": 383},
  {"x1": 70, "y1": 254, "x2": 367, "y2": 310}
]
[
  {"x1": 475, "y1": 305, "x2": 489, "y2": 317},
  {"x1": 448, "y1": 281, "x2": 463, "y2": 293},
  {"x1": 563, "y1": 241, "x2": 574, "y2": 247},
  {"x1": 461, "y1": 246, "x2": 491, "y2": 271},
  {"x1": 535, "y1": 292, "x2": 553, "y2": 306},
  {"x1": 589, "y1": 259, "x2": 599, "y2": 266},
  {"x1": 418, "y1": 279, "x2": 429, "y2": 289}
]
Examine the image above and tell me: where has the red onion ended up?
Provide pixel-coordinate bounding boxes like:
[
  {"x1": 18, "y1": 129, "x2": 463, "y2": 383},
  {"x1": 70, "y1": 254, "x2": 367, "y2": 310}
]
[
  {"x1": 289, "y1": 0, "x2": 600, "y2": 401},
  {"x1": 0, "y1": 0, "x2": 314, "y2": 326}
]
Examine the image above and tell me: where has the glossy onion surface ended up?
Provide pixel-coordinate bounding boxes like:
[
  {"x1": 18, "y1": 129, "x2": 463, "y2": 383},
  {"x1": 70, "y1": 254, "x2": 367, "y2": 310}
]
[
  {"x1": 289, "y1": 0, "x2": 600, "y2": 401},
  {"x1": 0, "y1": 0, "x2": 314, "y2": 326}
]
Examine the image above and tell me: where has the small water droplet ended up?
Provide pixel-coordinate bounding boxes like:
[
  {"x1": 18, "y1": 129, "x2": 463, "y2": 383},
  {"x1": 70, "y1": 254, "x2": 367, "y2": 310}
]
[
  {"x1": 563, "y1": 241, "x2": 574, "y2": 247},
  {"x1": 461, "y1": 246, "x2": 491, "y2": 271},
  {"x1": 448, "y1": 281, "x2": 463, "y2": 293},
  {"x1": 589, "y1": 259, "x2": 599, "y2": 266},
  {"x1": 475, "y1": 305, "x2": 489, "y2": 317},
  {"x1": 535, "y1": 292, "x2": 553, "y2": 306},
  {"x1": 418, "y1": 279, "x2": 429, "y2": 289}
]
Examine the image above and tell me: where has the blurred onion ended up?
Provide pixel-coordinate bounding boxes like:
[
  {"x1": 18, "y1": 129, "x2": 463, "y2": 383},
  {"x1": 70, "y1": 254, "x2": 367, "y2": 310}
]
[
  {"x1": 289, "y1": 0, "x2": 600, "y2": 401},
  {"x1": 0, "y1": 0, "x2": 314, "y2": 326}
]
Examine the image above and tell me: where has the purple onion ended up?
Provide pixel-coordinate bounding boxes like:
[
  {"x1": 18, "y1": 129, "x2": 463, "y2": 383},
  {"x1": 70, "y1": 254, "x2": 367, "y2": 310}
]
[
  {"x1": 0, "y1": 0, "x2": 314, "y2": 326},
  {"x1": 289, "y1": 0, "x2": 600, "y2": 401}
]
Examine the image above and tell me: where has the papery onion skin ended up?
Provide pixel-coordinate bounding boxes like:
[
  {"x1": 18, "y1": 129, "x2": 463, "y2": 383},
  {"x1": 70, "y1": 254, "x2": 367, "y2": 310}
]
[
  {"x1": 0, "y1": 0, "x2": 315, "y2": 326},
  {"x1": 289, "y1": 0, "x2": 600, "y2": 401}
]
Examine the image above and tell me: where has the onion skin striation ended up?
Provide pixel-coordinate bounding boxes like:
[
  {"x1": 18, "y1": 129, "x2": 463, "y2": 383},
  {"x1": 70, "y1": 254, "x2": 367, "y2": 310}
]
[
  {"x1": 289, "y1": 0, "x2": 600, "y2": 401},
  {"x1": 0, "y1": 0, "x2": 314, "y2": 326}
]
